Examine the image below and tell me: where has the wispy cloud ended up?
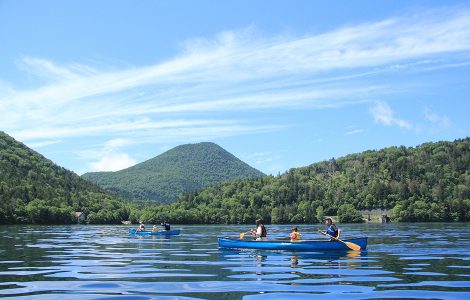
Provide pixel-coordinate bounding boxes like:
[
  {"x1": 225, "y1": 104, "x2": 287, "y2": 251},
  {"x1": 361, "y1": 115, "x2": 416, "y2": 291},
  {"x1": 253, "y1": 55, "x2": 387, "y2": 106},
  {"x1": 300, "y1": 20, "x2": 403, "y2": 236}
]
[
  {"x1": 25, "y1": 139, "x2": 62, "y2": 148},
  {"x1": 11, "y1": 119, "x2": 271, "y2": 141},
  {"x1": 240, "y1": 151, "x2": 283, "y2": 175},
  {"x1": 89, "y1": 152, "x2": 137, "y2": 172},
  {"x1": 371, "y1": 101, "x2": 413, "y2": 129},
  {"x1": 424, "y1": 107, "x2": 451, "y2": 128},
  {"x1": 1, "y1": 7, "x2": 469, "y2": 171},
  {"x1": 346, "y1": 129, "x2": 365, "y2": 135}
]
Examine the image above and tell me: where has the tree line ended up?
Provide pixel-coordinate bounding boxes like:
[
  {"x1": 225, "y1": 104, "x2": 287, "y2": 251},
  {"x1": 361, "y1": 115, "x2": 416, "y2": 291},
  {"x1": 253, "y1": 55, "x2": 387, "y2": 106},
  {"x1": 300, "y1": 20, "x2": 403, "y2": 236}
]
[
  {"x1": 0, "y1": 131, "x2": 131, "y2": 224},
  {"x1": 1, "y1": 130, "x2": 469, "y2": 225},
  {"x1": 132, "y1": 138, "x2": 470, "y2": 224}
]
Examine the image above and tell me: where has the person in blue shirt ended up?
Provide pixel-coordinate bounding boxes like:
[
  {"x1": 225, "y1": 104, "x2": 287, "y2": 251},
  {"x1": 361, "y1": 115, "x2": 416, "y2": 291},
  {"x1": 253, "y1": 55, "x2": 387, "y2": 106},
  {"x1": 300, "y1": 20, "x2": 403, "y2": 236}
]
[
  {"x1": 161, "y1": 221, "x2": 171, "y2": 231},
  {"x1": 319, "y1": 217, "x2": 340, "y2": 241}
]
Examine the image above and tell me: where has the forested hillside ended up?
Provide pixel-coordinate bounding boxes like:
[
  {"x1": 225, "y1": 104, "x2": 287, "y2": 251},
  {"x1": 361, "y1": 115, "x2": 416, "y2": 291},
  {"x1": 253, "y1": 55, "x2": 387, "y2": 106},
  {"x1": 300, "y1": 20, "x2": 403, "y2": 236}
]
[
  {"x1": 2, "y1": 130, "x2": 468, "y2": 225},
  {"x1": 133, "y1": 138, "x2": 470, "y2": 224},
  {"x1": 0, "y1": 131, "x2": 130, "y2": 224},
  {"x1": 82, "y1": 142, "x2": 265, "y2": 204}
]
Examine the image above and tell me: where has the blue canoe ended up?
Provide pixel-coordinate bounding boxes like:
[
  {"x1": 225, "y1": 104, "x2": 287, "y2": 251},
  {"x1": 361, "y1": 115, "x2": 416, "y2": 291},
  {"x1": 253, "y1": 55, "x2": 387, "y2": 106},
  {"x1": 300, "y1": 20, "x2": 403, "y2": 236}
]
[
  {"x1": 129, "y1": 229, "x2": 180, "y2": 236},
  {"x1": 218, "y1": 237, "x2": 367, "y2": 251}
]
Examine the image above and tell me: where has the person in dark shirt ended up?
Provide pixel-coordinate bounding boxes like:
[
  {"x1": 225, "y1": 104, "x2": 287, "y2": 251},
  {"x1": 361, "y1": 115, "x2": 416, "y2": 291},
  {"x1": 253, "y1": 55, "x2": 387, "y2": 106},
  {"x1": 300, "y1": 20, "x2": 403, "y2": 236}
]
[
  {"x1": 319, "y1": 217, "x2": 340, "y2": 241},
  {"x1": 161, "y1": 221, "x2": 171, "y2": 231}
]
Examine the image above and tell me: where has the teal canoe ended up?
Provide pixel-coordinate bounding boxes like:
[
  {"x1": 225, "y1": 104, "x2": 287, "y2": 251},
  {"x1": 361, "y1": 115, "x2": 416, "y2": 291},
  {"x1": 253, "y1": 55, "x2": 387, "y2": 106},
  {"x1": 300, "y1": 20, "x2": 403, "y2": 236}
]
[
  {"x1": 129, "y1": 229, "x2": 180, "y2": 236},
  {"x1": 218, "y1": 237, "x2": 367, "y2": 251}
]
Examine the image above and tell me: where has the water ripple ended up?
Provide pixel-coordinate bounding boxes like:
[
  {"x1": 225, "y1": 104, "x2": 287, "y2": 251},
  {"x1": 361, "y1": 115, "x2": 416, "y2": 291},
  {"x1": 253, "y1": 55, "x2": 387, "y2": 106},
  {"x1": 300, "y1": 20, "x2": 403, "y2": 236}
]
[{"x1": 0, "y1": 224, "x2": 468, "y2": 299}]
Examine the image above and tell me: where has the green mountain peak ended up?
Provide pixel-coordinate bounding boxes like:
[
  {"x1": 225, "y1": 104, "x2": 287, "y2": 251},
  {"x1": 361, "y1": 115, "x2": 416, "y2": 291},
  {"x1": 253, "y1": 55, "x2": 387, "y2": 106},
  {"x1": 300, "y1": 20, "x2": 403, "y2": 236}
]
[{"x1": 82, "y1": 142, "x2": 265, "y2": 204}]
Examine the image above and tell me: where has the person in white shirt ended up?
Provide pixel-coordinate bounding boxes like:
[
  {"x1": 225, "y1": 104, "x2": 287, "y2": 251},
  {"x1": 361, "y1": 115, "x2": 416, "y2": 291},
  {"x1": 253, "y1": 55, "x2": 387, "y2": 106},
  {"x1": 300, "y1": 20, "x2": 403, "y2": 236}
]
[{"x1": 250, "y1": 219, "x2": 267, "y2": 241}]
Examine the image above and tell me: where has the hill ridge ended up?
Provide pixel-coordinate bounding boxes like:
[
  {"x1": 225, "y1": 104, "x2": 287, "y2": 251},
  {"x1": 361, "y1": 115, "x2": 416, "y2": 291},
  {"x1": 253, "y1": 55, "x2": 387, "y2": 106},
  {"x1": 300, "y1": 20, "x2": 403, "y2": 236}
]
[
  {"x1": 82, "y1": 142, "x2": 265, "y2": 204},
  {"x1": 0, "y1": 131, "x2": 128, "y2": 224},
  {"x1": 133, "y1": 137, "x2": 470, "y2": 224}
]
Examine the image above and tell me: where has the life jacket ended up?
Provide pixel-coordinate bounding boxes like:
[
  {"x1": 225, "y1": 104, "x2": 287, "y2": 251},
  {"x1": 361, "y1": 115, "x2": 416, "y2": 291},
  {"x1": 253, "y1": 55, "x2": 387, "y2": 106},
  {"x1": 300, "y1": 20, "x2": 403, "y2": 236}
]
[
  {"x1": 162, "y1": 223, "x2": 171, "y2": 231},
  {"x1": 290, "y1": 232, "x2": 301, "y2": 241},
  {"x1": 261, "y1": 225, "x2": 267, "y2": 237},
  {"x1": 327, "y1": 224, "x2": 339, "y2": 237}
]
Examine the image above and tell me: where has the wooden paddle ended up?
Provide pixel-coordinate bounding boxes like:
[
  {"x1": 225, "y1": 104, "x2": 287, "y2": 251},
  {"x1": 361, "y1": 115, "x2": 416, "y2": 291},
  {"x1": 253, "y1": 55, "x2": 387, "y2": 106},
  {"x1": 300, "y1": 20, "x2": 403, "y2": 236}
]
[
  {"x1": 239, "y1": 230, "x2": 253, "y2": 238},
  {"x1": 135, "y1": 224, "x2": 144, "y2": 236},
  {"x1": 318, "y1": 230, "x2": 361, "y2": 251}
]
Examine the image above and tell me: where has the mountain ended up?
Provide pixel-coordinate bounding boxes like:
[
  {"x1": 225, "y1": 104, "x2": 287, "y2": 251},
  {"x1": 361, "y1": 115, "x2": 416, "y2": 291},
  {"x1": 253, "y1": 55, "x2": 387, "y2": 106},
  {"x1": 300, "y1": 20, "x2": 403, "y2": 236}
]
[
  {"x1": 0, "y1": 131, "x2": 129, "y2": 224},
  {"x1": 133, "y1": 138, "x2": 470, "y2": 224},
  {"x1": 82, "y1": 142, "x2": 265, "y2": 204}
]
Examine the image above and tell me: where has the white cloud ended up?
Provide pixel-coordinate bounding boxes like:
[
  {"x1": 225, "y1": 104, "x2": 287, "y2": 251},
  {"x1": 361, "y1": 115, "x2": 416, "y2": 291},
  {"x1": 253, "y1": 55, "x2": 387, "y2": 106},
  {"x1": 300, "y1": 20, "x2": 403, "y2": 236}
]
[
  {"x1": 424, "y1": 107, "x2": 451, "y2": 128},
  {"x1": 12, "y1": 119, "x2": 266, "y2": 141},
  {"x1": 371, "y1": 102, "x2": 394, "y2": 125},
  {"x1": 104, "y1": 138, "x2": 133, "y2": 149},
  {"x1": 89, "y1": 152, "x2": 137, "y2": 172},
  {"x1": 346, "y1": 129, "x2": 365, "y2": 135},
  {"x1": 371, "y1": 102, "x2": 412, "y2": 129},
  {"x1": 25, "y1": 140, "x2": 61, "y2": 148},
  {"x1": 1, "y1": 7, "x2": 469, "y2": 169},
  {"x1": 247, "y1": 152, "x2": 276, "y2": 165}
]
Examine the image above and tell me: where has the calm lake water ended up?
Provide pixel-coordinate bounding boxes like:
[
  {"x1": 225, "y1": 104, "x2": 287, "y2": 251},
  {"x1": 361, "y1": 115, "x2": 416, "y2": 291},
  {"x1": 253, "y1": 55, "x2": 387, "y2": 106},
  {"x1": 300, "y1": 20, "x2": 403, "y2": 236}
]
[{"x1": 0, "y1": 223, "x2": 469, "y2": 299}]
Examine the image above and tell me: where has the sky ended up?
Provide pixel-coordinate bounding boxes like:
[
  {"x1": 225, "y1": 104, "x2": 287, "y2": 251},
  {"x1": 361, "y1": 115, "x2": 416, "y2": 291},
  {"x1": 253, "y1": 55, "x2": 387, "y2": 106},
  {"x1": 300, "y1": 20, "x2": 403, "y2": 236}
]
[{"x1": 1, "y1": 0, "x2": 469, "y2": 175}]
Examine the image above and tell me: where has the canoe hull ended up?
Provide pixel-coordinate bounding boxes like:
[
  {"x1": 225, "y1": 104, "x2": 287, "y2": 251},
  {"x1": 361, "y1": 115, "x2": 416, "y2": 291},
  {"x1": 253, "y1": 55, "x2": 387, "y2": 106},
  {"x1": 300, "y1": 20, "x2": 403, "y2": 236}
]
[
  {"x1": 218, "y1": 237, "x2": 367, "y2": 251},
  {"x1": 129, "y1": 229, "x2": 180, "y2": 236}
]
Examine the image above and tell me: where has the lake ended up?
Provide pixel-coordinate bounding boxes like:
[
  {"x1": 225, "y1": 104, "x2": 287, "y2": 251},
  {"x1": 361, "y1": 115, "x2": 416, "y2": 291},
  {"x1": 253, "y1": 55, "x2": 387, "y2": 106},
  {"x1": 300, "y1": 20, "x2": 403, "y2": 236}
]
[{"x1": 0, "y1": 223, "x2": 469, "y2": 299}]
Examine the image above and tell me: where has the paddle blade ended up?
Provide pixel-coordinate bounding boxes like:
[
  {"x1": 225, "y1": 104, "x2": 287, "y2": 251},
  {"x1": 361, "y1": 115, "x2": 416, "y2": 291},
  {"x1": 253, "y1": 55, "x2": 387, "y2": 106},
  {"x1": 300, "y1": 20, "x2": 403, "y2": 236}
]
[
  {"x1": 344, "y1": 241, "x2": 361, "y2": 251},
  {"x1": 239, "y1": 233, "x2": 245, "y2": 238}
]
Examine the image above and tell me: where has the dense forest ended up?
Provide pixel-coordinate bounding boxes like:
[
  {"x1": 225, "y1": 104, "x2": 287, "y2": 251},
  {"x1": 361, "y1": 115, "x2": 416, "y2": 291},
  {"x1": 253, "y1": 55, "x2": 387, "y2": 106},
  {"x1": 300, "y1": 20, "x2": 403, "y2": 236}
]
[
  {"x1": 0, "y1": 131, "x2": 130, "y2": 224},
  {"x1": 82, "y1": 142, "x2": 265, "y2": 204},
  {"x1": 1, "y1": 130, "x2": 469, "y2": 225},
  {"x1": 132, "y1": 138, "x2": 470, "y2": 224}
]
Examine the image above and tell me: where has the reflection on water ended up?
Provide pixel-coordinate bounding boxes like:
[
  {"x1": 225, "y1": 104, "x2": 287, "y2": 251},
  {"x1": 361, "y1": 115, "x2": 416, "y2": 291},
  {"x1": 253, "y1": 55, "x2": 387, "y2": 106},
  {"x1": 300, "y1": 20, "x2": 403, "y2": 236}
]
[{"x1": 0, "y1": 224, "x2": 469, "y2": 299}]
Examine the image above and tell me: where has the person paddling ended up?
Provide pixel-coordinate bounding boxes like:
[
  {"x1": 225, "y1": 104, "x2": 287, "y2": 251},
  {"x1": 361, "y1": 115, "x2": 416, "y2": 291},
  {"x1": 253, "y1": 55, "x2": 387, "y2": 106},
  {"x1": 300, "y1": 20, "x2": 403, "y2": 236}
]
[
  {"x1": 318, "y1": 217, "x2": 340, "y2": 241},
  {"x1": 137, "y1": 222, "x2": 146, "y2": 232},
  {"x1": 161, "y1": 221, "x2": 171, "y2": 231},
  {"x1": 250, "y1": 219, "x2": 267, "y2": 241}
]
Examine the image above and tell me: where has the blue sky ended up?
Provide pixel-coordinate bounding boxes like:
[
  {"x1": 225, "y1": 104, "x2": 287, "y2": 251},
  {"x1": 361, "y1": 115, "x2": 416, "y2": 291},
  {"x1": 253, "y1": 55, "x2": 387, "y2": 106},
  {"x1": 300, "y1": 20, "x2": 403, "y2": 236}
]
[{"x1": 1, "y1": 0, "x2": 469, "y2": 175}]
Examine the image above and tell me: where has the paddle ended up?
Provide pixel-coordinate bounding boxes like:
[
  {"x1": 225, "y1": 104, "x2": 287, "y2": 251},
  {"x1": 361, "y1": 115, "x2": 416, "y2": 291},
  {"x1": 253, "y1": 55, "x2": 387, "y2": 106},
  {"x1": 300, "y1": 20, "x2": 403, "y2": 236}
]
[
  {"x1": 134, "y1": 224, "x2": 144, "y2": 236},
  {"x1": 318, "y1": 230, "x2": 361, "y2": 251},
  {"x1": 239, "y1": 230, "x2": 253, "y2": 239}
]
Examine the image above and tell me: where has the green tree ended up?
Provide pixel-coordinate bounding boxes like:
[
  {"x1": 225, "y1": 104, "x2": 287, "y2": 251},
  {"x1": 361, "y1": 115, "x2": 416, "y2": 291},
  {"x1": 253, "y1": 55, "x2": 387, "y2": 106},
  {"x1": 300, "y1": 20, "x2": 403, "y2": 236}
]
[
  {"x1": 316, "y1": 206, "x2": 324, "y2": 223},
  {"x1": 337, "y1": 204, "x2": 364, "y2": 223}
]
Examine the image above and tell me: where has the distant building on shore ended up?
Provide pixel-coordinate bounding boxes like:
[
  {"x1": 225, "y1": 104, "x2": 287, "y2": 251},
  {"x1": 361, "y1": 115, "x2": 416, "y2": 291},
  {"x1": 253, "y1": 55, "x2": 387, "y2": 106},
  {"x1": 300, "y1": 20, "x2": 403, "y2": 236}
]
[{"x1": 381, "y1": 214, "x2": 390, "y2": 223}]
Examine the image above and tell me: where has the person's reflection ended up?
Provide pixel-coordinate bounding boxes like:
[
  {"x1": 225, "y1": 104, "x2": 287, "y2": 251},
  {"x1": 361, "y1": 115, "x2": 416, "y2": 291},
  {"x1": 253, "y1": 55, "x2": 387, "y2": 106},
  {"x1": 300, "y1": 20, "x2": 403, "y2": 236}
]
[
  {"x1": 254, "y1": 253, "x2": 266, "y2": 263},
  {"x1": 252, "y1": 253, "x2": 267, "y2": 277},
  {"x1": 290, "y1": 255, "x2": 299, "y2": 267},
  {"x1": 322, "y1": 250, "x2": 362, "y2": 270}
]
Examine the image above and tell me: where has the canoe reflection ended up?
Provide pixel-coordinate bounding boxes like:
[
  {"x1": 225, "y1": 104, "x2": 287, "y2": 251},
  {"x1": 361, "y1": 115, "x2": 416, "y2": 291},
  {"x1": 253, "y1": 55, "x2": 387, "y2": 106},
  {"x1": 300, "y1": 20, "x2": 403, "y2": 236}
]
[{"x1": 219, "y1": 248, "x2": 367, "y2": 268}]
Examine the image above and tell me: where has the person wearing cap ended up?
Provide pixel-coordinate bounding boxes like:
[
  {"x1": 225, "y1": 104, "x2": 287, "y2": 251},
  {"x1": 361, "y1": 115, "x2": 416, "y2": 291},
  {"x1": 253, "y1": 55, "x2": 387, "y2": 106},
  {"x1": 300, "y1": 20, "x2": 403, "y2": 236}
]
[
  {"x1": 152, "y1": 225, "x2": 158, "y2": 232},
  {"x1": 319, "y1": 217, "x2": 340, "y2": 241},
  {"x1": 161, "y1": 221, "x2": 171, "y2": 231}
]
